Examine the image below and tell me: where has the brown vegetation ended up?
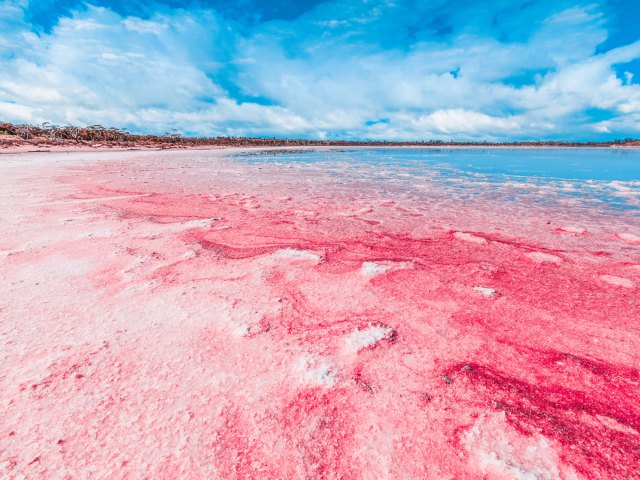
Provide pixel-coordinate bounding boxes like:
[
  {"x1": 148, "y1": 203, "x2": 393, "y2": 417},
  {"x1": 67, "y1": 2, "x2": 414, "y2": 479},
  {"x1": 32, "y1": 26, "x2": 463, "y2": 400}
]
[{"x1": 0, "y1": 122, "x2": 638, "y2": 149}]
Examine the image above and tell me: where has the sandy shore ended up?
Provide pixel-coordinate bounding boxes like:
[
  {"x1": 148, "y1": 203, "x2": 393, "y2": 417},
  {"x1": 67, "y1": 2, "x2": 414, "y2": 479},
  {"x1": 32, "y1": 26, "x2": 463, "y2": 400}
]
[
  {"x1": 1, "y1": 149, "x2": 639, "y2": 478},
  {"x1": 1, "y1": 136, "x2": 639, "y2": 156},
  {"x1": 0, "y1": 142, "x2": 224, "y2": 155}
]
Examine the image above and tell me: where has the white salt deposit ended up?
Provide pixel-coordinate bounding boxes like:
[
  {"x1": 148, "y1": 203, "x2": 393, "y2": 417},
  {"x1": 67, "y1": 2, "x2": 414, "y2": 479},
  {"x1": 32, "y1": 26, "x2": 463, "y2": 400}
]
[
  {"x1": 296, "y1": 355, "x2": 336, "y2": 387},
  {"x1": 274, "y1": 248, "x2": 323, "y2": 263},
  {"x1": 454, "y1": 231, "x2": 487, "y2": 244},
  {"x1": 76, "y1": 229, "x2": 116, "y2": 239},
  {"x1": 474, "y1": 286, "x2": 497, "y2": 298},
  {"x1": 558, "y1": 226, "x2": 586, "y2": 234},
  {"x1": 465, "y1": 412, "x2": 579, "y2": 480},
  {"x1": 361, "y1": 261, "x2": 411, "y2": 278},
  {"x1": 361, "y1": 261, "x2": 392, "y2": 277},
  {"x1": 525, "y1": 252, "x2": 562, "y2": 264},
  {"x1": 607, "y1": 181, "x2": 635, "y2": 192},
  {"x1": 181, "y1": 217, "x2": 221, "y2": 229},
  {"x1": 600, "y1": 275, "x2": 634, "y2": 288},
  {"x1": 617, "y1": 232, "x2": 640, "y2": 243},
  {"x1": 345, "y1": 324, "x2": 393, "y2": 353}
]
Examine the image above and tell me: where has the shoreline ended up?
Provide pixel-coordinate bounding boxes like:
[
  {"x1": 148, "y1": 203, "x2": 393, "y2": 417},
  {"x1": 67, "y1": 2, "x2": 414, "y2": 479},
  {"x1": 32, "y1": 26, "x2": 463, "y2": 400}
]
[{"x1": 1, "y1": 142, "x2": 639, "y2": 156}]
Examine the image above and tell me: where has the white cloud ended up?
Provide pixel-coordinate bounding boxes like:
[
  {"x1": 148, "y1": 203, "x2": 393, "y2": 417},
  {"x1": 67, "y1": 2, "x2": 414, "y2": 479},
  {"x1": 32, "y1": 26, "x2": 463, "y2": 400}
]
[
  {"x1": 0, "y1": 101, "x2": 34, "y2": 122},
  {"x1": 0, "y1": 1, "x2": 638, "y2": 140},
  {"x1": 413, "y1": 109, "x2": 521, "y2": 135}
]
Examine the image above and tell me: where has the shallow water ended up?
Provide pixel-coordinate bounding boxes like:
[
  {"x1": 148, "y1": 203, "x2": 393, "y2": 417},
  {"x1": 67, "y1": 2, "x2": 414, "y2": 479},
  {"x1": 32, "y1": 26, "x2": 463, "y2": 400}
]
[{"x1": 240, "y1": 148, "x2": 640, "y2": 211}]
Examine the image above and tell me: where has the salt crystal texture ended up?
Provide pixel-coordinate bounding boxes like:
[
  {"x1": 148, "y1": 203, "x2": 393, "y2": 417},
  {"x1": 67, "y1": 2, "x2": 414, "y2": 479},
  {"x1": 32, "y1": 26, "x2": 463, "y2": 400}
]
[
  {"x1": 361, "y1": 261, "x2": 392, "y2": 277},
  {"x1": 466, "y1": 413, "x2": 580, "y2": 480},
  {"x1": 274, "y1": 248, "x2": 323, "y2": 262},
  {"x1": 525, "y1": 251, "x2": 562, "y2": 264},
  {"x1": 474, "y1": 286, "x2": 497, "y2": 297},
  {"x1": 600, "y1": 275, "x2": 635, "y2": 288},
  {"x1": 345, "y1": 324, "x2": 394, "y2": 353},
  {"x1": 557, "y1": 226, "x2": 586, "y2": 234},
  {"x1": 454, "y1": 231, "x2": 487, "y2": 244},
  {"x1": 1, "y1": 150, "x2": 638, "y2": 479},
  {"x1": 617, "y1": 232, "x2": 640, "y2": 243}
]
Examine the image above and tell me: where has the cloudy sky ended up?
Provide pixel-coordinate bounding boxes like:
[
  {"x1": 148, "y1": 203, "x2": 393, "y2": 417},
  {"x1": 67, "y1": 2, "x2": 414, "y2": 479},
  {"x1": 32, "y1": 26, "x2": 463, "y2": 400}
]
[{"x1": 1, "y1": 0, "x2": 639, "y2": 140}]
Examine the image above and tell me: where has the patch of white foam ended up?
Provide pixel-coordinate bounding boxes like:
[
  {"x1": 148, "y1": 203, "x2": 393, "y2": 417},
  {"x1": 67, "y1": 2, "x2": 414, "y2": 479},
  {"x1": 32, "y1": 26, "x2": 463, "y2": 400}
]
[
  {"x1": 617, "y1": 232, "x2": 640, "y2": 243},
  {"x1": 274, "y1": 248, "x2": 323, "y2": 263},
  {"x1": 345, "y1": 323, "x2": 393, "y2": 353},
  {"x1": 454, "y1": 231, "x2": 487, "y2": 244},
  {"x1": 600, "y1": 275, "x2": 634, "y2": 288},
  {"x1": 525, "y1": 252, "x2": 562, "y2": 264},
  {"x1": 474, "y1": 286, "x2": 497, "y2": 298},
  {"x1": 295, "y1": 355, "x2": 336, "y2": 387},
  {"x1": 466, "y1": 412, "x2": 580, "y2": 480}
]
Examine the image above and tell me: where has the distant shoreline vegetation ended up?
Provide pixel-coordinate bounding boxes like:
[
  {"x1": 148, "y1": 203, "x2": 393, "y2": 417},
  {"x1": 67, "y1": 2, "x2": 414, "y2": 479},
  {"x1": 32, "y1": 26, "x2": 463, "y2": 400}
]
[{"x1": 1, "y1": 122, "x2": 639, "y2": 148}]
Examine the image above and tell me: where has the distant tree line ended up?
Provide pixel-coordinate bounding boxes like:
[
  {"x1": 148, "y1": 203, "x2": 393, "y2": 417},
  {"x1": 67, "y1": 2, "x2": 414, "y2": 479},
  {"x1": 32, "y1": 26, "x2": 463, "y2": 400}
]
[{"x1": 1, "y1": 122, "x2": 638, "y2": 147}]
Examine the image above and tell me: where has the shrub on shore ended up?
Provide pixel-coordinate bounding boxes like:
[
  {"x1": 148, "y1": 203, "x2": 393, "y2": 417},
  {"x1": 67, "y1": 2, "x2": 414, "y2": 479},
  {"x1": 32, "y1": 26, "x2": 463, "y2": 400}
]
[{"x1": 0, "y1": 121, "x2": 637, "y2": 148}]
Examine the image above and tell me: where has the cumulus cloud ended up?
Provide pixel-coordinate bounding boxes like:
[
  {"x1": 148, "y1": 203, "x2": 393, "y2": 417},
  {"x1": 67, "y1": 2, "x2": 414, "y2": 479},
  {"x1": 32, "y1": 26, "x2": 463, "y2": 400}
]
[{"x1": 0, "y1": 0, "x2": 639, "y2": 140}]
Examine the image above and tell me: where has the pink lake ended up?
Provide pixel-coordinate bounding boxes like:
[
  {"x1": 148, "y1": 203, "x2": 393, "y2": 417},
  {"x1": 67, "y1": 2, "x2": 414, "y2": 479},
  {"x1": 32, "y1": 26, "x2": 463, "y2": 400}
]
[{"x1": 1, "y1": 148, "x2": 639, "y2": 479}]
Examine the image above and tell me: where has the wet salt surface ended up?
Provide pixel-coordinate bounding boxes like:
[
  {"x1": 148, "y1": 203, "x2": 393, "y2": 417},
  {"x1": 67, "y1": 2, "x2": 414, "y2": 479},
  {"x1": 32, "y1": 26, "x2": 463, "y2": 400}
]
[
  {"x1": 239, "y1": 147, "x2": 640, "y2": 210},
  {"x1": 1, "y1": 148, "x2": 639, "y2": 479}
]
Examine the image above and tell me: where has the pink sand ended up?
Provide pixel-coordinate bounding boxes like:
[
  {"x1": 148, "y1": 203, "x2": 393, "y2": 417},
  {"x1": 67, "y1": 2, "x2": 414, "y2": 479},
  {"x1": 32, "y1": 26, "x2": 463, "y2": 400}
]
[{"x1": 1, "y1": 149, "x2": 639, "y2": 479}]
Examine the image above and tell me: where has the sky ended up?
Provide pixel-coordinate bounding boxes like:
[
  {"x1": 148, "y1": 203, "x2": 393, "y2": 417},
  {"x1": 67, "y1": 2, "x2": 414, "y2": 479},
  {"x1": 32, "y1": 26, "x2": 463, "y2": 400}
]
[{"x1": 1, "y1": 0, "x2": 639, "y2": 141}]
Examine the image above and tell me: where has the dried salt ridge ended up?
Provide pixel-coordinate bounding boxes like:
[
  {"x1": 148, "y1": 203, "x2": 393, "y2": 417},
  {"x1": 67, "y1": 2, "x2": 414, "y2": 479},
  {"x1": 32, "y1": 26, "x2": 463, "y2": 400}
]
[{"x1": 1, "y1": 149, "x2": 639, "y2": 479}]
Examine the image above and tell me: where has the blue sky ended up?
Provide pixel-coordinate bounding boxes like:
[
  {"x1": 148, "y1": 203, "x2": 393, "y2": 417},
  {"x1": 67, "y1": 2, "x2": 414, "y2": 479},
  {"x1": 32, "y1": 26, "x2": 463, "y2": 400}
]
[{"x1": 1, "y1": 0, "x2": 639, "y2": 140}]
